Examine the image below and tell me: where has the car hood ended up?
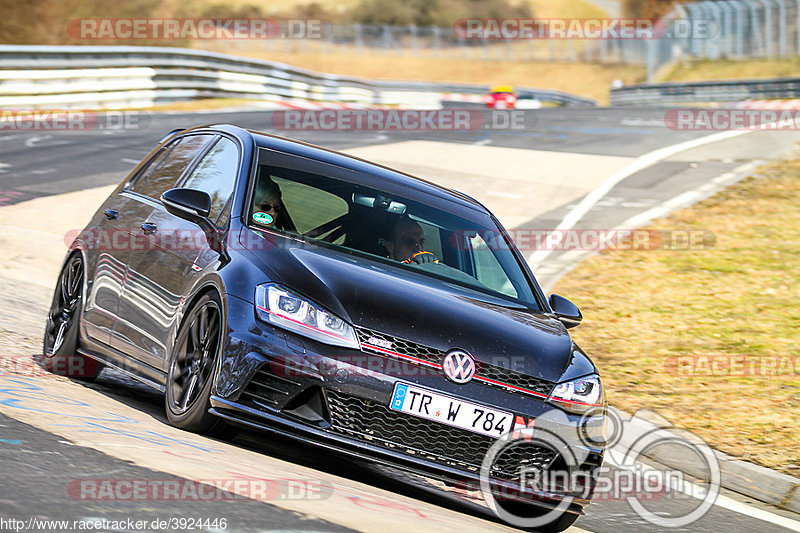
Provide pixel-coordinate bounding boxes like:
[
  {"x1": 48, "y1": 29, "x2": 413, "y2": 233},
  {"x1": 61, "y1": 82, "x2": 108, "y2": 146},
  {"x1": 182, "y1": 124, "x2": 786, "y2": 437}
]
[{"x1": 241, "y1": 231, "x2": 575, "y2": 382}]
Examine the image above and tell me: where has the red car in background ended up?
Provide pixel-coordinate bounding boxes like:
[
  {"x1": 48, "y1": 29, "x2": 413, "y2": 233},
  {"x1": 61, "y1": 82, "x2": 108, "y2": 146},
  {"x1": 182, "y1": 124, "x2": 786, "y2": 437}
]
[{"x1": 487, "y1": 85, "x2": 517, "y2": 109}]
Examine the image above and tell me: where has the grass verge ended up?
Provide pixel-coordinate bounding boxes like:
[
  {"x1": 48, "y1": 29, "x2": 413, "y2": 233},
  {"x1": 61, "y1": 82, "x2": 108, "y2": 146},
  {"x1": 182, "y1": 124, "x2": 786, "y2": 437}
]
[
  {"x1": 195, "y1": 43, "x2": 646, "y2": 104},
  {"x1": 131, "y1": 98, "x2": 270, "y2": 113},
  {"x1": 552, "y1": 157, "x2": 800, "y2": 476},
  {"x1": 662, "y1": 57, "x2": 800, "y2": 83}
]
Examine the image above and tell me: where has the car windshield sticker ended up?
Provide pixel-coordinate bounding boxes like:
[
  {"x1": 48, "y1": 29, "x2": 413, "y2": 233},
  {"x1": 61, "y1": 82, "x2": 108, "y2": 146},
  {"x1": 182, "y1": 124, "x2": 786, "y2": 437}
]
[{"x1": 252, "y1": 212, "x2": 274, "y2": 225}]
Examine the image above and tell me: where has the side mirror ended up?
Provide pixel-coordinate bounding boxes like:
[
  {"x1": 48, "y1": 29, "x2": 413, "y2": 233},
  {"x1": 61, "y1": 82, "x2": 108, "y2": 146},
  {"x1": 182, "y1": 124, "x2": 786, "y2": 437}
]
[
  {"x1": 548, "y1": 294, "x2": 582, "y2": 329},
  {"x1": 161, "y1": 188, "x2": 212, "y2": 222},
  {"x1": 161, "y1": 188, "x2": 229, "y2": 265}
]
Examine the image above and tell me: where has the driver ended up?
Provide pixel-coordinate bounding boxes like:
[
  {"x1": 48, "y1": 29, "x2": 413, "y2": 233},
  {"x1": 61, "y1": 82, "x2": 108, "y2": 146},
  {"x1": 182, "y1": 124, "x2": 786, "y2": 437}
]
[
  {"x1": 252, "y1": 179, "x2": 295, "y2": 232},
  {"x1": 384, "y1": 217, "x2": 440, "y2": 264}
]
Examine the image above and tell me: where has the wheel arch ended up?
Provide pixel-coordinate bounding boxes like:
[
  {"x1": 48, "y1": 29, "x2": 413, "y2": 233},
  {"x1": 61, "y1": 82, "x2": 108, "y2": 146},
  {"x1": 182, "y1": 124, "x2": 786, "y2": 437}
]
[{"x1": 168, "y1": 276, "x2": 229, "y2": 379}]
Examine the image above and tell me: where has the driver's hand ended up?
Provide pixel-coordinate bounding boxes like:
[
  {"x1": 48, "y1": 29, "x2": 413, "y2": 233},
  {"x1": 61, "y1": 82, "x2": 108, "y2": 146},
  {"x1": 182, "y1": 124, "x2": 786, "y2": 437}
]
[{"x1": 404, "y1": 251, "x2": 440, "y2": 264}]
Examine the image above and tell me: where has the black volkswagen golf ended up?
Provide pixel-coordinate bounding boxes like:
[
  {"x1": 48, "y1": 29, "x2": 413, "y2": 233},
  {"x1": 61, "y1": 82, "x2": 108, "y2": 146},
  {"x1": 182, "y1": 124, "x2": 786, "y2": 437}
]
[{"x1": 42, "y1": 124, "x2": 606, "y2": 531}]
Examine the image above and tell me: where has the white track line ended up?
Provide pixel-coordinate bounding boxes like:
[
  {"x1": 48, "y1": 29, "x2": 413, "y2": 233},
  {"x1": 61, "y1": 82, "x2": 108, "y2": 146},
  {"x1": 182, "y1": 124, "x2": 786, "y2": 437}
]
[
  {"x1": 528, "y1": 130, "x2": 751, "y2": 268},
  {"x1": 621, "y1": 161, "x2": 759, "y2": 228},
  {"x1": 606, "y1": 450, "x2": 800, "y2": 531},
  {"x1": 538, "y1": 160, "x2": 761, "y2": 293}
]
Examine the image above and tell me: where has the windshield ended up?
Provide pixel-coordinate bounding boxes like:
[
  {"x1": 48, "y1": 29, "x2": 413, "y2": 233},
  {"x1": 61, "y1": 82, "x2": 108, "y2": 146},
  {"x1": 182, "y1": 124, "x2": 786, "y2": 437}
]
[{"x1": 247, "y1": 158, "x2": 539, "y2": 308}]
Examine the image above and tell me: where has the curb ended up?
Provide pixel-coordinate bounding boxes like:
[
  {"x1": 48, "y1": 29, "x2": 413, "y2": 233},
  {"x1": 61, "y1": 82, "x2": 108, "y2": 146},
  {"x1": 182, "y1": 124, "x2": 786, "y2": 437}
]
[{"x1": 609, "y1": 406, "x2": 800, "y2": 514}]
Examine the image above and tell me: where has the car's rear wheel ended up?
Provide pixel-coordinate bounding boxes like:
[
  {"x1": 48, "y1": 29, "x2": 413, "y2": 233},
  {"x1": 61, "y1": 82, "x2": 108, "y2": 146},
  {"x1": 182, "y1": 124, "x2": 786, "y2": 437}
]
[
  {"x1": 41, "y1": 254, "x2": 101, "y2": 379},
  {"x1": 165, "y1": 292, "x2": 233, "y2": 437}
]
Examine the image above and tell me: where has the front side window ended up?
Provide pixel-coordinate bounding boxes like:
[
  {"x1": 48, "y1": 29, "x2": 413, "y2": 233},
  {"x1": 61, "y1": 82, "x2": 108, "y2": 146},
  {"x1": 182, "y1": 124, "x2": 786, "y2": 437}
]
[
  {"x1": 247, "y1": 155, "x2": 538, "y2": 308},
  {"x1": 180, "y1": 137, "x2": 240, "y2": 224}
]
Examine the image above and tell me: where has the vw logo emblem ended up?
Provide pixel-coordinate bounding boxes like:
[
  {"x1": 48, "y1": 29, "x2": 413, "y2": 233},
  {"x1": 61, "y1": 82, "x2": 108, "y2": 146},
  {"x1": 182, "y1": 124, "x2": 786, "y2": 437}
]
[{"x1": 442, "y1": 350, "x2": 476, "y2": 384}]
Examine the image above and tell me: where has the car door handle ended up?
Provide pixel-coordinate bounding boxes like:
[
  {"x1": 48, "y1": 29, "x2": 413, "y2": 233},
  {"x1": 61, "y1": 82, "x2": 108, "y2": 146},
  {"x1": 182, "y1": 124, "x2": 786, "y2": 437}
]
[
  {"x1": 104, "y1": 209, "x2": 119, "y2": 220},
  {"x1": 140, "y1": 222, "x2": 157, "y2": 234}
]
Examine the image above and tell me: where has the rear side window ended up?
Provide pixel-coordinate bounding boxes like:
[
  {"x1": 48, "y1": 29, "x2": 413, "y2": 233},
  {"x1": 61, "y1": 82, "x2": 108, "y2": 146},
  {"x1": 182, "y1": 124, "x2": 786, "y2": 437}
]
[
  {"x1": 135, "y1": 134, "x2": 214, "y2": 199},
  {"x1": 180, "y1": 137, "x2": 240, "y2": 224}
]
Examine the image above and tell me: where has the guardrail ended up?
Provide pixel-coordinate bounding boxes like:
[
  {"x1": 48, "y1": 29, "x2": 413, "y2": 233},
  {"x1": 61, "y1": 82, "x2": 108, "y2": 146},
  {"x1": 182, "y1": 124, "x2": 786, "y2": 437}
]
[
  {"x1": 0, "y1": 45, "x2": 596, "y2": 109},
  {"x1": 610, "y1": 77, "x2": 800, "y2": 106}
]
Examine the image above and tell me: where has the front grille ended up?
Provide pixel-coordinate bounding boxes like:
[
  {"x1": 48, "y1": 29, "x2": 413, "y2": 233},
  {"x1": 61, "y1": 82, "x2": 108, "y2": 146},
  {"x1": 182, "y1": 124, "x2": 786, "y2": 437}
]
[
  {"x1": 326, "y1": 389, "x2": 558, "y2": 480},
  {"x1": 355, "y1": 327, "x2": 555, "y2": 397},
  {"x1": 356, "y1": 327, "x2": 441, "y2": 366},
  {"x1": 475, "y1": 364, "x2": 554, "y2": 397}
]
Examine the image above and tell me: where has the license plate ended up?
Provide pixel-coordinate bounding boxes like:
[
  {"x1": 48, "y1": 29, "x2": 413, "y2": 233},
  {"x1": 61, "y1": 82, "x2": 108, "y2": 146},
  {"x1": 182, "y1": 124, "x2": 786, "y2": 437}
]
[{"x1": 389, "y1": 382, "x2": 512, "y2": 439}]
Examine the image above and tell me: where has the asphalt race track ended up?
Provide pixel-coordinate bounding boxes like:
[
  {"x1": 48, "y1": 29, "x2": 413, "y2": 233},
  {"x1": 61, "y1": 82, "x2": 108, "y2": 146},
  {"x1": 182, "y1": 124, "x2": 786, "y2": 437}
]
[{"x1": 1, "y1": 106, "x2": 799, "y2": 533}]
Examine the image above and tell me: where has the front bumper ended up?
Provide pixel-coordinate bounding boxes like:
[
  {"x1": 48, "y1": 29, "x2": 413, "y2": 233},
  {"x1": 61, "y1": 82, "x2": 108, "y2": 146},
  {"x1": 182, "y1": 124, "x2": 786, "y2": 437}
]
[{"x1": 213, "y1": 295, "x2": 605, "y2": 514}]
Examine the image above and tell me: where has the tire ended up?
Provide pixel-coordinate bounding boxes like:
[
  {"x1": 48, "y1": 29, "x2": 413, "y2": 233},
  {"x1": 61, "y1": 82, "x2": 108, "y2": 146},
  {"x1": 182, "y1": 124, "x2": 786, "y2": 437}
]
[
  {"x1": 497, "y1": 499, "x2": 580, "y2": 532},
  {"x1": 165, "y1": 292, "x2": 235, "y2": 438},
  {"x1": 41, "y1": 254, "x2": 101, "y2": 380},
  {"x1": 527, "y1": 511, "x2": 579, "y2": 532}
]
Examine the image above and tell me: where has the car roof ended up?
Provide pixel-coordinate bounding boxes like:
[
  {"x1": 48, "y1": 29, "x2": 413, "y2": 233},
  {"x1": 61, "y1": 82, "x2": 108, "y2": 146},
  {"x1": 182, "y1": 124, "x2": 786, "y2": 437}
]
[{"x1": 176, "y1": 124, "x2": 491, "y2": 214}]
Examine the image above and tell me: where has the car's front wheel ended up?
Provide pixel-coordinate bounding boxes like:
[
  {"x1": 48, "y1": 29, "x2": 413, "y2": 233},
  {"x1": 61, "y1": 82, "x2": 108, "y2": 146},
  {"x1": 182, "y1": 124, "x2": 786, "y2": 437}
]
[
  {"x1": 165, "y1": 292, "x2": 231, "y2": 436},
  {"x1": 41, "y1": 254, "x2": 101, "y2": 379}
]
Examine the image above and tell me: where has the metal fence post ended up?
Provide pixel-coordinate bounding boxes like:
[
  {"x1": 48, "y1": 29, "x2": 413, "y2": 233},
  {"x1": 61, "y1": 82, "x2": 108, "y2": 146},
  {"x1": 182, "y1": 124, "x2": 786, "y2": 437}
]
[
  {"x1": 684, "y1": 4, "x2": 704, "y2": 56},
  {"x1": 719, "y1": 0, "x2": 745, "y2": 57},
  {"x1": 741, "y1": 1, "x2": 763, "y2": 56},
  {"x1": 733, "y1": 0, "x2": 746, "y2": 56},
  {"x1": 354, "y1": 23, "x2": 363, "y2": 54},
  {"x1": 432, "y1": 26, "x2": 441, "y2": 57},
  {"x1": 795, "y1": 0, "x2": 800, "y2": 54},
  {"x1": 717, "y1": 1, "x2": 736, "y2": 57},
  {"x1": 756, "y1": 0, "x2": 775, "y2": 56},
  {"x1": 382, "y1": 25, "x2": 391, "y2": 52},
  {"x1": 703, "y1": 1, "x2": 725, "y2": 59},
  {"x1": 775, "y1": 0, "x2": 788, "y2": 55}
]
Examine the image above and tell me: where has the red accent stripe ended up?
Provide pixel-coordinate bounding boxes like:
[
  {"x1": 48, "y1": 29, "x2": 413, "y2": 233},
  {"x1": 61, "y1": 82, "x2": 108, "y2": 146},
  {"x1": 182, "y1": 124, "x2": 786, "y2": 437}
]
[
  {"x1": 256, "y1": 305, "x2": 353, "y2": 344},
  {"x1": 360, "y1": 342, "x2": 549, "y2": 398},
  {"x1": 550, "y1": 397, "x2": 605, "y2": 407},
  {"x1": 473, "y1": 375, "x2": 549, "y2": 398},
  {"x1": 359, "y1": 343, "x2": 442, "y2": 369}
]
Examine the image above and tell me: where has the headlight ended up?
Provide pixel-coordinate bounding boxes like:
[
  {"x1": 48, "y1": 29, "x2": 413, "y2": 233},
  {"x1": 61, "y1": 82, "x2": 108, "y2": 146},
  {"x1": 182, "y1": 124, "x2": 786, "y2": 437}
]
[
  {"x1": 255, "y1": 284, "x2": 359, "y2": 349},
  {"x1": 547, "y1": 374, "x2": 605, "y2": 414}
]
